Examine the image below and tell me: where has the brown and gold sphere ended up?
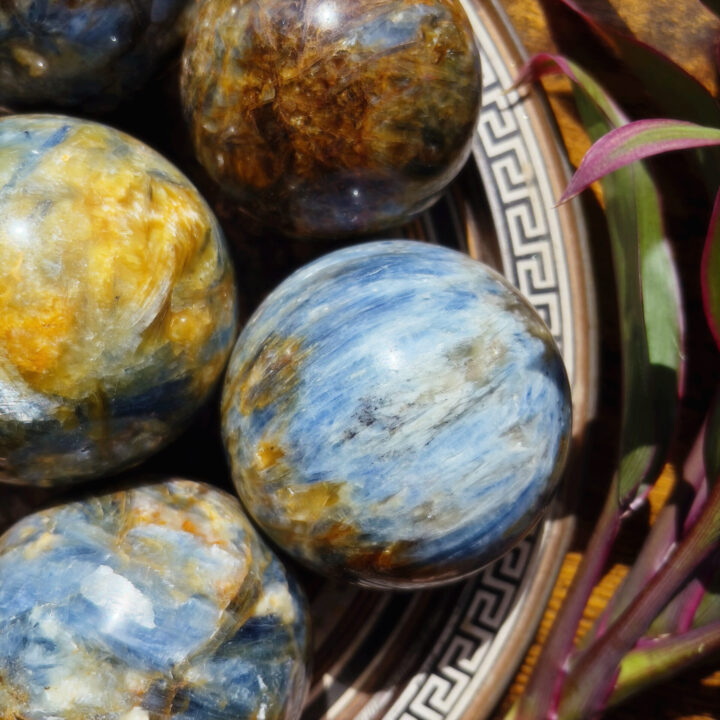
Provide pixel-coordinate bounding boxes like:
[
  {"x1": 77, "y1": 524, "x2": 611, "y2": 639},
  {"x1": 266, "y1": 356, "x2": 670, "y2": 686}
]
[{"x1": 181, "y1": 0, "x2": 482, "y2": 238}]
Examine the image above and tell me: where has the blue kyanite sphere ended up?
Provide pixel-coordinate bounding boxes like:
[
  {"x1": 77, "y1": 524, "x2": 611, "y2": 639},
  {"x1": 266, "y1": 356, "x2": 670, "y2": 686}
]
[
  {"x1": 0, "y1": 479, "x2": 310, "y2": 719},
  {"x1": 0, "y1": 0, "x2": 194, "y2": 109},
  {"x1": 221, "y1": 240, "x2": 572, "y2": 589}
]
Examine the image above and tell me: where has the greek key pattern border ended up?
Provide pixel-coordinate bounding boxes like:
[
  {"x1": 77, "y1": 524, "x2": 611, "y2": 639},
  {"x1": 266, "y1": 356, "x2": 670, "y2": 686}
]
[
  {"x1": 380, "y1": 6, "x2": 575, "y2": 719},
  {"x1": 467, "y1": 5, "x2": 575, "y2": 385},
  {"x1": 383, "y1": 535, "x2": 535, "y2": 720}
]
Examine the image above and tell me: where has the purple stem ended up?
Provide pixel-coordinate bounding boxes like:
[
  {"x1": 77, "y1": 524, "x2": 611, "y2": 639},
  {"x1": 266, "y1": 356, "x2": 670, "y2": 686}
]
[
  {"x1": 650, "y1": 545, "x2": 720, "y2": 635},
  {"x1": 675, "y1": 579, "x2": 708, "y2": 632},
  {"x1": 555, "y1": 477, "x2": 720, "y2": 720},
  {"x1": 510, "y1": 475, "x2": 622, "y2": 720},
  {"x1": 608, "y1": 617, "x2": 720, "y2": 709},
  {"x1": 578, "y1": 426, "x2": 708, "y2": 648}
]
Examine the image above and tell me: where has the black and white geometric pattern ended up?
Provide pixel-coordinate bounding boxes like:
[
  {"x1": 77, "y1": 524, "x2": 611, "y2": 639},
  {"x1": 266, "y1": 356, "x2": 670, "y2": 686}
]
[
  {"x1": 308, "y1": 2, "x2": 578, "y2": 719},
  {"x1": 468, "y1": 6, "x2": 575, "y2": 384},
  {"x1": 382, "y1": 537, "x2": 535, "y2": 720}
]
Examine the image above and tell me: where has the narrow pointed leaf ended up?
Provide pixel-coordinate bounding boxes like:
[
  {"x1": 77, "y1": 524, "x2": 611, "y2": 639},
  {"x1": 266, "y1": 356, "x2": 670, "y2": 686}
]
[
  {"x1": 692, "y1": 556, "x2": 720, "y2": 628},
  {"x1": 510, "y1": 57, "x2": 682, "y2": 720},
  {"x1": 648, "y1": 577, "x2": 707, "y2": 636},
  {"x1": 516, "y1": 54, "x2": 624, "y2": 126},
  {"x1": 645, "y1": 428, "x2": 713, "y2": 637},
  {"x1": 608, "y1": 619, "x2": 720, "y2": 709},
  {"x1": 571, "y1": 88, "x2": 683, "y2": 507},
  {"x1": 557, "y1": 478, "x2": 720, "y2": 719},
  {"x1": 650, "y1": 547, "x2": 720, "y2": 636},
  {"x1": 514, "y1": 52, "x2": 580, "y2": 87},
  {"x1": 592, "y1": 420, "x2": 711, "y2": 645},
  {"x1": 702, "y1": 192, "x2": 720, "y2": 351},
  {"x1": 560, "y1": 120, "x2": 720, "y2": 203},
  {"x1": 560, "y1": 407, "x2": 720, "y2": 715},
  {"x1": 543, "y1": 0, "x2": 720, "y2": 193}
]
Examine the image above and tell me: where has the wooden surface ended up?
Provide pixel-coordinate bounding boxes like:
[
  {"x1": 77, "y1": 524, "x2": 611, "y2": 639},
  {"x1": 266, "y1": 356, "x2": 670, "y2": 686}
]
[{"x1": 493, "y1": 1, "x2": 720, "y2": 718}]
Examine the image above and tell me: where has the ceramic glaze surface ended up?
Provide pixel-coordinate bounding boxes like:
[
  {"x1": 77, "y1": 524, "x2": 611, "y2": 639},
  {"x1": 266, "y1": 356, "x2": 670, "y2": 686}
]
[
  {"x1": 181, "y1": 0, "x2": 482, "y2": 238},
  {"x1": 221, "y1": 240, "x2": 572, "y2": 589},
  {"x1": 0, "y1": 479, "x2": 310, "y2": 719},
  {"x1": 0, "y1": 115, "x2": 237, "y2": 486},
  {"x1": 0, "y1": 0, "x2": 194, "y2": 109}
]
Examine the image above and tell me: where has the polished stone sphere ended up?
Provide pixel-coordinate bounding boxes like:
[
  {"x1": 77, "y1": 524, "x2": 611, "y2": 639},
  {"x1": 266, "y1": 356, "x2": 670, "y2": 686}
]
[
  {"x1": 181, "y1": 0, "x2": 482, "y2": 238},
  {"x1": 0, "y1": 0, "x2": 194, "y2": 109},
  {"x1": 0, "y1": 115, "x2": 237, "y2": 486},
  {"x1": 0, "y1": 479, "x2": 310, "y2": 719},
  {"x1": 221, "y1": 241, "x2": 572, "y2": 589}
]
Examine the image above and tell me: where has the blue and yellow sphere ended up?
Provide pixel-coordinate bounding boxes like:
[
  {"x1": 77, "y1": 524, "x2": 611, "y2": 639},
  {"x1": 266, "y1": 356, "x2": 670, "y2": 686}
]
[
  {"x1": 0, "y1": 479, "x2": 310, "y2": 719},
  {"x1": 0, "y1": 115, "x2": 237, "y2": 486},
  {"x1": 0, "y1": 0, "x2": 194, "y2": 109},
  {"x1": 222, "y1": 240, "x2": 572, "y2": 589}
]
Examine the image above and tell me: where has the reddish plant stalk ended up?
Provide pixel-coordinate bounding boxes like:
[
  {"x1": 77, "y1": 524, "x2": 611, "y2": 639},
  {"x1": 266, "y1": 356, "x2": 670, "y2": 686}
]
[
  {"x1": 509, "y1": 476, "x2": 622, "y2": 720},
  {"x1": 555, "y1": 476, "x2": 720, "y2": 720}
]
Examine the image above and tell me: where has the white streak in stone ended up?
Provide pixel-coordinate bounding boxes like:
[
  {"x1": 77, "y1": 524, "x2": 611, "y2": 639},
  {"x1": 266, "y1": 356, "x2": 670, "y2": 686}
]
[
  {"x1": 254, "y1": 582, "x2": 297, "y2": 624},
  {"x1": 80, "y1": 565, "x2": 155, "y2": 630},
  {"x1": 122, "y1": 709, "x2": 150, "y2": 720}
]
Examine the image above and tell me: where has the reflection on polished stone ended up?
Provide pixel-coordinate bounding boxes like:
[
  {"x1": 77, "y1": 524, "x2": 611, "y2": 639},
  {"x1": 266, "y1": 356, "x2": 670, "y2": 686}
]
[
  {"x1": 0, "y1": 115, "x2": 237, "y2": 486},
  {"x1": 0, "y1": 479, "x2": 310, "y2": 719},
  {"x1": 222, "y1": 241, "x2": 572, "y2": 589},
  {"x1": 0, "y1": 0, "x2": 195, "y2": 109},
  {"x1": 181, "y1": 0, "x2": 482, "y2": 238}
]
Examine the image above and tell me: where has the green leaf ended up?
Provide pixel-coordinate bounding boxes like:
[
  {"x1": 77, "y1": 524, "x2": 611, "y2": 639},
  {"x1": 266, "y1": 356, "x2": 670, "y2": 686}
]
[
  {"x1": 572, "y1": 84, "x2": 683, "y2": 507},
  {"x1": 543, "y1": 0, "x2": 720, "y2": 194},
  {"x1": 609, "y1": 619, "x2": 720, "y2": 709},
  {"x1": 558, "y1": 391, "x2": 720, "y2": 717},
  {"x1": 508, "y1": 56, "x2": 683, "y2": 720},
  {"x1": 519, "y1": 54, "x2": 683, "y2": 503}
]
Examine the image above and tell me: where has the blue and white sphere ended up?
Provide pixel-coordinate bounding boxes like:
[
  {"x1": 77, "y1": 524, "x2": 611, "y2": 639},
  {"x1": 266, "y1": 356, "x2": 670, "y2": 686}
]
[
  {"x1": 221, "y1": 241, "x2": 572, "y2": 589},
  {"x1": 0, "y1": 479, "x2": 310, "y2": 719}
]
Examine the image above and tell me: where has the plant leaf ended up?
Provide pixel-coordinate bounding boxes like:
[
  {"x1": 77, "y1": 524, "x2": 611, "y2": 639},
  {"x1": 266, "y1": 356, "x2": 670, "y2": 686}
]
[
  {"x1": 702, "y1": 191, "x2": 720, "y2": 351},
  {"x1": 516, "y1": 54, "x2": 624, "y2": 125},
  {"x1": 608, "y1": 618, "x2": 720, "y2": 709},
  {"x1": 509, "y1": 56, "x2": 683, "y2": 720},
  {"x1": 560, "y1": 401, "x2": 720, "y2": 716},
  {"x1": 650, "y1": 548, "x2": 720, "y2": 636},
  {"x1": 560, "y1": 120, "x2": 720, "y2": 203},
  {"x1": 519, "y1": 54, "x2": 681, "y2": 504},
  {"x1": 692, "y1": 553, "x2": 720, "y2": 628},
  {"x1": 591, "y1": 414, "x2": 712, "y2": 645},
  {"x1": 541, "y1": 0, "x2": 720, "y2": 194},
  {"x1": 558, "y1": 478, "x2": 720, "y2": 719},
  {"x1": 571, "y1": 87, "x2": 684, "y2": 507}
]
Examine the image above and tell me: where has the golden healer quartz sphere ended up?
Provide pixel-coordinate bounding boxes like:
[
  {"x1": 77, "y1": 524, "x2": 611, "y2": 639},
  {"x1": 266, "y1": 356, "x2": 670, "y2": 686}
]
[
  {"x1": 0, "y1": 115, "x2": 237, "y2": 487},
  {"x1": 181, "y1": 0, "x2": 482, "y2": 238}
]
